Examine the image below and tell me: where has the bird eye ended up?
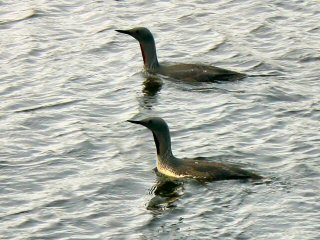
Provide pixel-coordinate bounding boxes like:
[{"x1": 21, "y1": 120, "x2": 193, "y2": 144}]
[
  {"x1": 136, "y1": 30, "x2": 140, "y2": 34},
  {"x1": 149, "y1": 120, "x2": 153, "y2": 124}
]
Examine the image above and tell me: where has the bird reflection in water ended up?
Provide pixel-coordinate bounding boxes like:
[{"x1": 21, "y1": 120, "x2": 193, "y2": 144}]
[
  {"x1": 142, "y1": 75, "x2": 163, "y2": 96},
  {"x1": 137, "y1": 75, "x2": 163, "y2": 110},
  {"x1": 147, "y1": 169, "x2": 184, "y2": 213}
]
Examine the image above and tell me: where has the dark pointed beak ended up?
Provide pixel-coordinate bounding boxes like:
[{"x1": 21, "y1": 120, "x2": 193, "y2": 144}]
[
  {"x1": 115, "y1": 29, "x2": 132, "y2": 35},
  {"x1": 127, "y1": 120, "x2": 149, "y2": 127},
  {"x1": 127, "y1": 120, "x2": 143, "y2": 125}
]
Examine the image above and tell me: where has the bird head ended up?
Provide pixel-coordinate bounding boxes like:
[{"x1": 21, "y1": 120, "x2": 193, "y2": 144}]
[
  {"x1": 127, "y1": 117, "x2": 169, "y2": 134},
  {"x1": 128, "y1": 117, "x2": 173, "y2": 156},
  {"x1": 116, "y1": 27, "x2": 154, "y2": 43}
]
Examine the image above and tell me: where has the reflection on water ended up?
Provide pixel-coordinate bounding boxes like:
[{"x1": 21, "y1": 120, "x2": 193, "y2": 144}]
[
  {"x1": 142, "y1": 75, "x2": 163, "y2": 96},
  {"x1": 147, "y1": 176, "x2": 184, "y2": 214},
  {"x1": 137, "y1": 75, "x2": 163, "y2": 110}
]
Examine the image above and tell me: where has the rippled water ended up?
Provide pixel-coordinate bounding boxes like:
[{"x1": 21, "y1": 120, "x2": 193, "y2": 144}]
[{"x1": 1, "y1": 0, "x2": 320, "y2": 239}]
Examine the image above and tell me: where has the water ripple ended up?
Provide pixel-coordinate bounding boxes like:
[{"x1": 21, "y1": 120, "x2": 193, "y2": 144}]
[{"x1": 1, "y1": 0, "x2": 320, "y2": 239}]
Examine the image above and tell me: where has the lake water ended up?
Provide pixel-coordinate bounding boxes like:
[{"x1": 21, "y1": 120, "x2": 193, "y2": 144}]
[{"x1": 1, "y1": 0, "x2": 319, "y2": 239}]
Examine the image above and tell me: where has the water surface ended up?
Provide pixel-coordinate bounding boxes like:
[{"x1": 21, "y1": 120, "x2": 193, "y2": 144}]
[{"x1": 0, "y1": 0, "x2": 319, "y2": 239}]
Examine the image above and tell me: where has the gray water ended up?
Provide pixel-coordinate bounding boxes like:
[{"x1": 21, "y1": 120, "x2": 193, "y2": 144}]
[{"x1": 1, "y1": 0, "x2": 320, "y2": 239}]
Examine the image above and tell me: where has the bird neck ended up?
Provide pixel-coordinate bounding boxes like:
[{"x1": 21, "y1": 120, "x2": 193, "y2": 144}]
[
  {"x1": 152, "y1": 131, "x2": 174, "y2": 161},
  {"x1": 152, "y1": 129, "x2": 182, "y2": 176},
  {"x1": 139, "y1": 40, "x2": 159, "y2": 72}
]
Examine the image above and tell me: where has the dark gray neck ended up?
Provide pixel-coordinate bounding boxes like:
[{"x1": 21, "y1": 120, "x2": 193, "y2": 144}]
[
  {"x1": 152, "y1": 131, "x2": 173, "y2": 160},
  {"x1": 140, "y1": 40, "x2": 159, "y2": 72}
]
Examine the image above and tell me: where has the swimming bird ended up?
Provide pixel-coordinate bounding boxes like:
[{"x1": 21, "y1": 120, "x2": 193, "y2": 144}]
[
  {"x1": 128, "y1": 117, "x2": 261, "y2": 181},
  {"x1": 116, "y1": 27, "x2": 245, "y2": 82}
]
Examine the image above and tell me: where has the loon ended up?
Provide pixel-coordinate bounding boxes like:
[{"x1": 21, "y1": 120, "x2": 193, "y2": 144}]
[
  {"x1": 128, "y1": 117, "x2": 261, "y2": 181},
  {"x1": 116, "y1": 27, "x2": 245, "y2": 83}
]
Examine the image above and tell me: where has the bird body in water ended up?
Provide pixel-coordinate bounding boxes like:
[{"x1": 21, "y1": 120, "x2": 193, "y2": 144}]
[
  {"x1": 116, "y1": 27, "x2": 245, "y2": 82},
  {"x1": 128, "y1": 117, "x2": 261, "y2": 181}
]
